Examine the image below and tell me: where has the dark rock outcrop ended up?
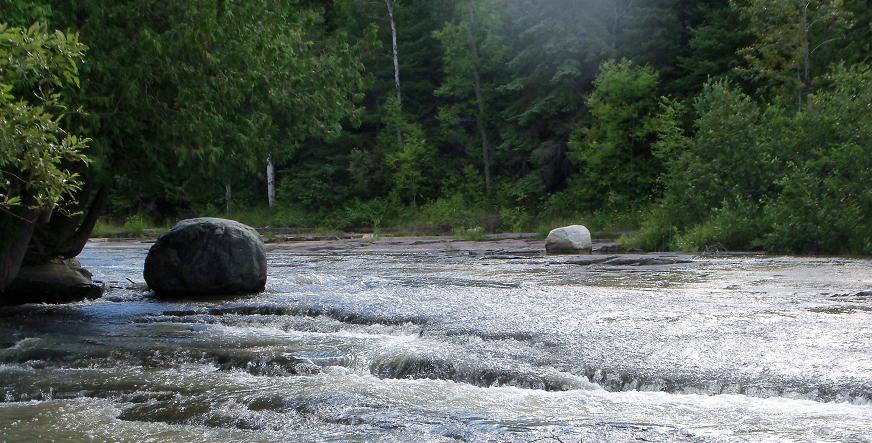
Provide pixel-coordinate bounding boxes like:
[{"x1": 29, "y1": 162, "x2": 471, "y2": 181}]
[
  {"x1": 831, "y1": 290, "x2": 872, "y2": 298},
  {"x1": 1, "y1": 184, "x2": 108, "y2": 302},
  {"x1": 144, "y1": 218, "x2": 266, "y2": 296},
  {"x1": 1, "y1": 258, "x2": 104, "y2": 304}
]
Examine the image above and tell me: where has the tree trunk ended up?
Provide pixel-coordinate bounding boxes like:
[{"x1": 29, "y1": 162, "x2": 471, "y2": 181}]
[
  {"x1": 266, "y1": 154, "x2": 276, "y2": 208},
  {"x1": 225, "y1": 183, "x2": 232, "y2": 215},
  {"x1": 0, "y1": 208, "x2": 40, "y2": 292},
  {"x1": 26, "y1": 185, "x2": 109, "y2": 264},
  {"x1": 466, "y1": 7, "x2": 492, "y2": 195},
  {"x1": 801, "y1": 4, "x2": 811, "y2": 111},
  {"x1": 385, "y1": 0, "x2": 402, "y2": 107},
  {"x1": 385, "y1": 0, "x2": 405, "y2": 151},
  {"x1": 52, "y1": 186, "x2": 108, "y2": 259}
]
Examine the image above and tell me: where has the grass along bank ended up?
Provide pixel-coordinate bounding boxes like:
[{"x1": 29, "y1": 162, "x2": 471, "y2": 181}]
[{"x1": 90, "y1": 201, "x2": 645, "y2": 242}]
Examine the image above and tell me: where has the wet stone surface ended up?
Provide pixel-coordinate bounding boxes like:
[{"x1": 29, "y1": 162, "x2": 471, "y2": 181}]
[{"x1": 0, "y1": 239, "x2": 871, "y2": 441}]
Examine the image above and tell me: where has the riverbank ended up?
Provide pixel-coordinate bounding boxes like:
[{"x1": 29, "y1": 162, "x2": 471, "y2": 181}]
[
  {"x1": 90, "y1": 207, "x2": 641, "y2": 245},
  {"x1": 89, "y1": 233, "x2": 622, "y2": 255}
]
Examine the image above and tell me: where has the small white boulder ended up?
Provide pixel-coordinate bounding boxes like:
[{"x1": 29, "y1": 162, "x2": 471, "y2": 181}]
[{"x1": 545, "y1": 225, "x2": 592, "y2": 254}]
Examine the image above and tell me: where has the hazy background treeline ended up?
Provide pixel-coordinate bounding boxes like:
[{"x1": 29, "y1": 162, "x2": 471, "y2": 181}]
[{"x1": 3, "y1": 0, "x2": 872, "y2": 253}]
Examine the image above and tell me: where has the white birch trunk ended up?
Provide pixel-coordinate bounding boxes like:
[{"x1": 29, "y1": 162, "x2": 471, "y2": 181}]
[
  {"x1": 385, "y1": 0, "x2": 402, "y2": 107},
  {"x1": 266, "y1": 154, "x2": 275, "y2": 208},
  {"x1": 384, "y1": 0, "x2": 405, "y2": 154}
]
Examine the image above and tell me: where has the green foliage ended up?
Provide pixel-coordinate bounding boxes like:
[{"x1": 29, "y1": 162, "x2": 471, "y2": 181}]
[
  {"x1": 434, "y1": 0, "x2": 505, "y2": 193},
  {"x1": 670, "y1": 200, "x2": 762, "y2": 252},
  {"x1": 632, "y1": 79, "x2": 777, "y2": 251},
  {"x1": 732, "y1": 0, "x2": 852, "y2": 104},
  {"x1": 567, "y1": 59, "x2": 662, "y2": 210},
  {"x1": 0, "y1": 1, "x2": 52, "y2": 27},
  {"x1": 400, "y1": 194, "x2": 485, "y2": 232},
  {"x1": 452, "y1": 226, "x2": 486, "y2": 241},
  {"x1": 91, "y1": 215, "x2": 164, "y2": 237},
  {"x1": 90, "y1": 219, "x2": 124, "y2": 238},
  {"x1": 342, "y1": 198, "x2": 394, "y2": 231},
  {"x1": 760, "y1": 64, "x2": 872, "y2": 253},
  {"x1": 637, "y1": 63, "x2": 872, "y2": 254},
  {"x1": 379, "y1": 97, "x2": 436, "y2": 205},
  {"x1": 499, "y1": 207, "x2": 531, "y2": 233},
  {"x1": 277, "y1": 160, "x2": 350, "y2": 211},
  {"x1": 121, "y1": 215, "x2": 148, "y2": 237},
  {"x1": 6, "y1": 0, "x2": 872, "y2": 255},
  {"x1": 0, "y1": 22, "x2": 89, "y2": 211},
  {"x1": 675, "y1": 1, "x2": 752, "y2": 94},
  {"x1": 33, "y1": 0, "x2": 368, "y2": 214},
  {"x1": 620, "y1": 207, "x2": 677, "y2": 252},
  {"x1": 163, "y1": 1, "x2": 366, "y2": 175},
  {"x1": 651, "y1": 80, "x2": 778, "y2": 230}
]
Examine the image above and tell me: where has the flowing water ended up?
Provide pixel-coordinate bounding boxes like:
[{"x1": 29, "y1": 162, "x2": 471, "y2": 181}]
[{"x1": 1, "y1": 239, "x2": 871, "y2": 442}]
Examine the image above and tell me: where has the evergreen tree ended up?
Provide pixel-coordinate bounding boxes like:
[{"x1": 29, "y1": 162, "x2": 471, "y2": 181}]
[
  {"x1": 435, "y1": 0, "x2": 507, "y2": 197},
  {"x1": 732, "y1": 0, "x2": 852, "y2": 107},
  {"x1": 674, "y1": 0, "x2": 753, "y2": 94}
]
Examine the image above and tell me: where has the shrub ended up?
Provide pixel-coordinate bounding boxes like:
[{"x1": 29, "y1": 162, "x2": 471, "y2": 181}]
[
  {"x1": 409, "y1": 194, "x2": 485, "y2": 230},
  {"x1": 452, "y1": 227, "x2": 487, "y2": 241},
  {"x1": 122, "y1": 215, "x2": 148, "y2": 236},
  {"x1": 342, "y1": 198, "x2": 394, "y2": 231},
  {"x1": 499, "y1": 207, "x2": 531, "y2": 232},
  {"x1": 670, "y1": 200, "x2": 763, "y2": 252},
  {"x1": 620, "y1": 206, "x2": 678, "y2": 251},
  {"x1": 759, "y1": 65, "x2": 872, "y2": 254}
]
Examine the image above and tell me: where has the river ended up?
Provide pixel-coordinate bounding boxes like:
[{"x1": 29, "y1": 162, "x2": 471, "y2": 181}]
[{"x1": 1, "y1": 239, "x2": 871, "y2": 442}]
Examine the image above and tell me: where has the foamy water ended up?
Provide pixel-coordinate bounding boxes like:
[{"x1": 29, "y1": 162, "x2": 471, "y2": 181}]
[{"x1": 1, "y1": 241, "x2": 871, "y2": 441}]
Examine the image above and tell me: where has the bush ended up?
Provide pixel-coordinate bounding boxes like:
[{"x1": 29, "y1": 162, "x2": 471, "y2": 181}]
[
  {"x1": 759, "y1": 65, "x2": 872, "y2": 254},
  {"x1": 277, "y1": 163, "x2": 349, "y2": 212},
  {"x1": 122, "y1": 215, "x2": 148, "y2": 236},
  {"x1": 400, "y1": 194, "x2": 486, "y2": 231},
  {"x1": 91, "y1": 215, "x2": 162, "y2": 237},
  {"x1": 670, "y1": 200, "x2": 763, "y2": 252},
  {"x1": 635, "y1": 65, "x2": 872, "y2": 254},
  {"x1": 452, "y1": 226, "x2": 487, "y2": 241},
  {"x1": 762, "y1": 170, "x2": 866, "y2": 254},
  {"x1": 341, "y1": 198, "x2": 394, "y2": 231},
  {"x1": 620, "y1": 207, "x2": 678, "y2": 251},
  {"x1": 91, "y1": 219, "x2": 125, "y2": 237},
  {"x1": 499, "y1": 207, "x2": 531, "y2": 232}
]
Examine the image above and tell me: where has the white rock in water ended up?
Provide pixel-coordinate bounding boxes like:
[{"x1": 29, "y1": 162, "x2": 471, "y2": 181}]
[{"x1": 545, "y1": 225, "x2": 592, "y2": 254}]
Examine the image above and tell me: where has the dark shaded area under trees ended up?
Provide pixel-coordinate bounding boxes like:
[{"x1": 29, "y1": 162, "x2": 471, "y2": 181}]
[{"x1": 3, "y1": 0, "x2": 872, "y2": 272}]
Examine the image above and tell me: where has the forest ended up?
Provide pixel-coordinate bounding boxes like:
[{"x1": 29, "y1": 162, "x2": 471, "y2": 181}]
[{"x1": 3, "y1": 0, "x2": 872, "y2": 254}]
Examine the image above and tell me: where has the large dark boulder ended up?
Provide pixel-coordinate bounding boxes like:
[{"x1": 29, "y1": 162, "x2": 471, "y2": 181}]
[
  {"x1": 144, "y1": 218, "x2": 266, "y2": 296},
  {"x1": 1, "y1": 258, "x2": 104, "y2": 305}
]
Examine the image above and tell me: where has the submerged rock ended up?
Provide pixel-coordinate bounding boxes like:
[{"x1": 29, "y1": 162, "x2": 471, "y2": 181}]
[
  {"x1": 1, "y1": 258, "x2": 104, "y2": 304},
  {"x1": 545, "y1": 225, "x2": 592, "y2": 254},
  {"x1": 831, "y1": 290, "x2": 872, "y2": 298},
  {"x1": 144, "y1": 218, "x2": 266, "y2": 296}
]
